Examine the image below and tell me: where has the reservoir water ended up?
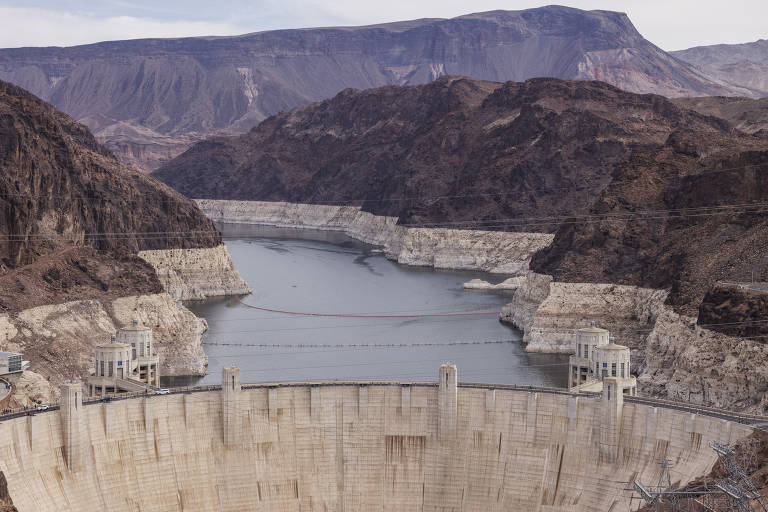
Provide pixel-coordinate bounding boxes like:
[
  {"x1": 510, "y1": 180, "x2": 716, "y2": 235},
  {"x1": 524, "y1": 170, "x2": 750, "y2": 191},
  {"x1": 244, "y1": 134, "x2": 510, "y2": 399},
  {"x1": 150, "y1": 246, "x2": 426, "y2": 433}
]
[{"x1": 171, "y1": 224, "x2": 568, "y2": 387}]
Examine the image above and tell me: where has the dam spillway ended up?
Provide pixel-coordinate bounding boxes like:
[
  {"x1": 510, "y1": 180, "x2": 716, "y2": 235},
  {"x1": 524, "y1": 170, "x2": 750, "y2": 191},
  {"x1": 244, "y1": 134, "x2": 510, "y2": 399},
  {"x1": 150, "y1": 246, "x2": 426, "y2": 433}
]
[{"x1": 0, "y1": 367, "x2": 755, "y2": 511}]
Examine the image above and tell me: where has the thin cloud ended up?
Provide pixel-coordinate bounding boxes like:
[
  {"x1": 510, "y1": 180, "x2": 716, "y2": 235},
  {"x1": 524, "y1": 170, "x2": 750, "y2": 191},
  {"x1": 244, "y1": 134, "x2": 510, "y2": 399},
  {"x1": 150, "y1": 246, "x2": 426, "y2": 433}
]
[
  {"x1": 0, "y1": 1, "x2": 766, "y2": 50},
  {"x1": 0, "y1": 7, "x2": 245, "y2": 48}
]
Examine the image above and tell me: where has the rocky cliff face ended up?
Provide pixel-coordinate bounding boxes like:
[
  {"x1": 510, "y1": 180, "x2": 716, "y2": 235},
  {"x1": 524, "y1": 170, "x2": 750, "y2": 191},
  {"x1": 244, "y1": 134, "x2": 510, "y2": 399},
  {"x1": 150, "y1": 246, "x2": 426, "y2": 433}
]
[
  {"x1": 673, "y1": 39, "x2": 768, "y2": 99},
  {"x1": 673, "y1": 96, "x2": 768, "y2": 133},
  {"x1": 0, "y1": 292, "x2": 208, "y2": 385},
  {"x1": 161, "y1": 77, "x2": 768, "y2": 316},
  {"x1": 530, "y1": 129, "x2": 768, "y2": 316},
  {"x1": 0, "y1": 79, "x2": 221, "y2": 268},
  {"x1": 160, "y1": 77, "x2": 728, "y2": 228},
  {"x1": 198, "y1": 200, "x2": 553, "y2": 274},
  {"x1": 0, "y1": 6, "x2": 741, "y2": 171},
  {"x1": 138, "y1": 245, "x2": 251, "y2": 301},
  {"x1": 500, "y1": 273, "x2": 768, "y2": 412},
  {"x1": 0, "y1": 80, "x2": 247, "y2": 400}
]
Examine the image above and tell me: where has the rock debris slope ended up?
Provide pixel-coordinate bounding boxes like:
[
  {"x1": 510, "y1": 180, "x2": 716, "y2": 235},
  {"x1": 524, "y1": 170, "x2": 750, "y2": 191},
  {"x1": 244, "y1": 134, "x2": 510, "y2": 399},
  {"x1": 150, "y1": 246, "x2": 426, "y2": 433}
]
[
  {"x1": 0, "y1": 6, "x2": 743, "y2": 170},
  {"x1": 673, "y1": 96, "x2": 768, "y2": 134},
  {"x1": 673, "y1": 39, "x2": 768, "y2": 99},
  {"x1": 0, "y1": 80, "x2": 248, "y2": 401}
]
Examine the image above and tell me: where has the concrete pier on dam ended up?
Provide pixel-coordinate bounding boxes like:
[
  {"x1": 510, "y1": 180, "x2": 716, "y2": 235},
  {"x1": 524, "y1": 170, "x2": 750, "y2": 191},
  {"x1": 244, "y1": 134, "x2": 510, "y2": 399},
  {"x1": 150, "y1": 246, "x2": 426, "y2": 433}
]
[{"x1": 0, "y1": 366, "x2": 757, "y2": 512}]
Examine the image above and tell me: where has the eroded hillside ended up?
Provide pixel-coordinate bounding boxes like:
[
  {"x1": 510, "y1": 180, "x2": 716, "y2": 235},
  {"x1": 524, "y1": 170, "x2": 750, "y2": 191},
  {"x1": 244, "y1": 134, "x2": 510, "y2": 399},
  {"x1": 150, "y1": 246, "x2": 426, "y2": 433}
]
[
  {"x1": 157, "y1": 76, "x2": 768, "y2": 321},
  {"x1": 0, "y1": 6, "x2": 744, "y2": 170},
  {"x1": 0, "y1": 80, "x2": 239, "y2": 402}
]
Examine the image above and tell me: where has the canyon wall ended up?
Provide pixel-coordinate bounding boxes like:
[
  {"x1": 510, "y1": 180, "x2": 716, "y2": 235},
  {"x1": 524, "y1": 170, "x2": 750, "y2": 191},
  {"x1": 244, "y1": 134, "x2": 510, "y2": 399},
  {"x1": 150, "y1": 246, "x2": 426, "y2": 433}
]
[
  {"x1": 0, "y1": 293, "x2": 207, "y2": 405},
  {"x1": 197, "y1": 200, "x2": 553, "y2": 274},
  {"x1": 139, "y1": 244, "x2": 251, "y2": 301},
  {"x1": 0, "y1": 381, "x2": 753, "y2": 511},
  {"x1": 195, "y1": 199, "x2": 768, "y2": 413},
  {"x1": 501, "y1": 273, "x2": 768, "y2": 412},
  {"x1": 501, "y1": 274, "x2": 665, "y2": 352}
]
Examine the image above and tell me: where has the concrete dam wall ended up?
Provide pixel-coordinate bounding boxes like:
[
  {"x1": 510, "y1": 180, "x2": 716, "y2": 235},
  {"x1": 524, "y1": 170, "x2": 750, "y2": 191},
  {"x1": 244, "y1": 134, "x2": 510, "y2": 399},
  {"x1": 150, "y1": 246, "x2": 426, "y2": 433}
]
[{"x1": 0, "y1": 368, "x2": 754, "y2": 511}]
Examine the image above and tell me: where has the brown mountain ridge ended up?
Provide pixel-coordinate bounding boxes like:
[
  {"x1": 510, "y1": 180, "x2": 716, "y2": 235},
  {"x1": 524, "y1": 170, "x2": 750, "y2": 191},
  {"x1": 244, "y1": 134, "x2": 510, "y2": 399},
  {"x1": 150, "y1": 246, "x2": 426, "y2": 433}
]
[
  {"x1": 156, "y1": 76, "x2": 768, "y2": 320},
  {"x1": 0, "y1": 79, "x2": 220, "y2": 310},
  {"x1": 0, "y1": 6, "x2": 747, "y2": 171}
]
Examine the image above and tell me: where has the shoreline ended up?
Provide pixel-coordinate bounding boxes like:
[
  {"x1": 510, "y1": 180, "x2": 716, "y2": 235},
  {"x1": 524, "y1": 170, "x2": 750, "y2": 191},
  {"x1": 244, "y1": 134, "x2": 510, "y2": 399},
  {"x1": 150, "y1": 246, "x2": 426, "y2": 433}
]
[
  {"x1": 196, "y1": 199, "x2": 554, "y2": 275},
  {"x1": 193, "y1": 199, "x2": 768, "y2": 412}
]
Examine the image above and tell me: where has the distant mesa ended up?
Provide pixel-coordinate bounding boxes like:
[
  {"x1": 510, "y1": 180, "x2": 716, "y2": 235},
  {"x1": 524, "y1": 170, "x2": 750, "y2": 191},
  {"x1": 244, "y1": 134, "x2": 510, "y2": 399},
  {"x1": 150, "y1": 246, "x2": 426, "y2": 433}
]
[{"x1": 0, "y1": 5, "x2": 754, "y2": 171}]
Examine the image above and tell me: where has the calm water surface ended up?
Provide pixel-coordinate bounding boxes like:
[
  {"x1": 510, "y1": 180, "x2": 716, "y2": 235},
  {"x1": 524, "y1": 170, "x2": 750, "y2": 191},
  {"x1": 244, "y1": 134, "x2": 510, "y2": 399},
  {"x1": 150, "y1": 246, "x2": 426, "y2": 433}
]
[{"x1": 167, "y1": 224, "x2": 567, "y2": 387}]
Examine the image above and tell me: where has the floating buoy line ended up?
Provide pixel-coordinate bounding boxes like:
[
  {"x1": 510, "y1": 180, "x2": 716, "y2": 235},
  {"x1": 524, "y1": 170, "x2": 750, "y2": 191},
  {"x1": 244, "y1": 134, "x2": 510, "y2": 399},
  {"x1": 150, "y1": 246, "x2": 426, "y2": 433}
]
[{"x1": 236, "y1": 298, "x2": 499, "y2": 318}]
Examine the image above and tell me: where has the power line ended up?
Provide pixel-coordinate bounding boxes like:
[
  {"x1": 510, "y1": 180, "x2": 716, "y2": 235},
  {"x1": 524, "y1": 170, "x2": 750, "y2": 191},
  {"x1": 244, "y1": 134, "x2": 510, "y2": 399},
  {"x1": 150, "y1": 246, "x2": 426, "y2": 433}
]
[
  {"x1": 201, "y1": 339, "x2": 519, "y2": 349},
  {"x1": 204, "y1": 161, "x2": 768, "y2": 206},
  {"x1": 0, "y1": 198, "x2": 761, "y2": 253},
  {"x1": 0, "y1": 201, "x2": 764, "y2": 247},
  {"x1": 3, "y1": 159, "x2": 766, "y2": 207},
  {"x1": 197, "y1": 316, "x2": 508, "y2": 336}
]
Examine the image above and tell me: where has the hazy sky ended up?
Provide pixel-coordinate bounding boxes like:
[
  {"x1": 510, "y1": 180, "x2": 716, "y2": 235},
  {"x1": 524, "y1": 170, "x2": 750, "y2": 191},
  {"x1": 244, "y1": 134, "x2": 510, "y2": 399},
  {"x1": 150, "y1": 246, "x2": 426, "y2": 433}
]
[{"x1": 0, "y1": 1, "x2": 766, "y2": 51}]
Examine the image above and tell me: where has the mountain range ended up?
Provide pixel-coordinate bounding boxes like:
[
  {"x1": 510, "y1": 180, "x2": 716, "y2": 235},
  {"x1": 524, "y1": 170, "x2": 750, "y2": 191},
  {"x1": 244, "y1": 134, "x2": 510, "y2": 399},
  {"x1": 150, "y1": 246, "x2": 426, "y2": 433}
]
[
  {"x1": 0, "y1": 5, "x2": 761, "y2": 171},
  {"x1": 155, "y1": 76, "x2": 768, "y2": 319},
  {"x1": 672, "y1": 39, "x2": 768, "y2": 98},
  {"x1": 0, "y1": 78, "x2": 219, "y2": 310}
]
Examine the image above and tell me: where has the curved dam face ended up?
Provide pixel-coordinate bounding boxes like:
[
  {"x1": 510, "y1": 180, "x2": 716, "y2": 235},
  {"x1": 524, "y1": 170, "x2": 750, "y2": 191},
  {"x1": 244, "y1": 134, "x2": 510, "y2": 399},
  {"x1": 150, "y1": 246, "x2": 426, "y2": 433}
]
[{"x1": 0, "y1": 371, "x2": 753, "y2": 511}]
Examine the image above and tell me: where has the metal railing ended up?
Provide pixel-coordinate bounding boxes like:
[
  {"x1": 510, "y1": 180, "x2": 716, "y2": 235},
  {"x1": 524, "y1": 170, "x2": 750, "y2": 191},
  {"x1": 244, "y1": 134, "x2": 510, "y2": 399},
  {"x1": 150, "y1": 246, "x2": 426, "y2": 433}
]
[{"x1": 1, "y1": 380, "x2": 765, "y2": 430}]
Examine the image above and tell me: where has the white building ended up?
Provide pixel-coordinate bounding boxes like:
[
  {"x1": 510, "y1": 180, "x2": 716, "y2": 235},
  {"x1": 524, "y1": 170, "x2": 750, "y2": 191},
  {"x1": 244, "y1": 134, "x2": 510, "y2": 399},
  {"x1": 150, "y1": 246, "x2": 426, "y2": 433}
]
[
  {"x1": 568, "y1": 325, "x2": 637, "y2": 396},
  {"x1": 88, "y1": 320, "x2": 160, "y2": 396},
  {"x1": 116, "y1": 319, "x2": 160, "y2": 387},
  {"x1": 568, "y1": 323, "x2": 609, "y2": 388},
  {"x1": 0, "y1": 352, "x2": 29, "y2": 376},
  {"x1": 594, "y1": 337, "x2": 636, "y2": 395}
]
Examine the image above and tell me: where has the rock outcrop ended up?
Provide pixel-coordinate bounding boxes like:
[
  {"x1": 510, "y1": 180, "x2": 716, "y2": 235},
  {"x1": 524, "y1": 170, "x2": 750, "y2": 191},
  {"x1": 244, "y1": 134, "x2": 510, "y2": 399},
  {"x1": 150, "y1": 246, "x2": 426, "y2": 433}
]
[
  {"x1": 0, "y1": 293, "x2": 207, "y2": 385},
  {"x1": 0, "y1": 6, "x2": 743, "y2": 171},
  {"x1": 0, "y1": 79, "x2": 221, "y2": 267},
  {"x1": 500, "y1": 273, "x2": 768, "y2": 412},
  {"x1": 673, "y1": 96, "x2": 768, "y2": 134},
  {"x1": 138, "y1": 245, "x2": 251, "y2": 301},
  {"x1": 673, "y1": 39, "x2": 768, "y2": 99},
  {"x1": 5, "y1": 371, "x2": 58, "y2": 408},
  {"x1": 198, "y1": 200, "x2": 553, "y2": 274},
  {"x1": 462, "y1": 277, "x2": 524, "y2": 290},
  {"x1": 160, "y1": 77, "x2": 728, "y2": 229},
  {"x1": 0, "y1": 81, "x2": 243, "y2": 402}
]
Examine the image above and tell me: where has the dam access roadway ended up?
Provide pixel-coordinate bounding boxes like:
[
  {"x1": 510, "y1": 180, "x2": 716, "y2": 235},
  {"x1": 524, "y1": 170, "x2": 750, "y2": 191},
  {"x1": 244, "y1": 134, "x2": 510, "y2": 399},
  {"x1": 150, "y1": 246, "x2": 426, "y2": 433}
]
[
  {"x1": 0, "y1": 371, "x2": 761, "y2": 512},
  {"x1": 176, "y1": 224, "x2": 567, "y2": 387}
]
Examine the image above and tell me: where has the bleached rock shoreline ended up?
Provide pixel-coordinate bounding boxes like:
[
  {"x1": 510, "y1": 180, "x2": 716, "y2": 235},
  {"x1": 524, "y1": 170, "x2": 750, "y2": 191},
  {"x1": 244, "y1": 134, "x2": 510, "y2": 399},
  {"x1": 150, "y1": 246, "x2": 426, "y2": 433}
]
[
  {"x1": 0, "y1": 243, "x2": 249, "y2": 405},
  {"x1": 139, "y1": 244, "x2": 251, "y2": 301},
  {"x1": 501, "y1": 272, "x2": 768, "y2": 412},
  {"x1": 0, "y1": 292, "x2": 208, "y2": 405},
  {"x1": 193, "y1": 199, "x2": 768, "y2": 411},
  {"x1": 196, "y1": 200, "x2": 554, "y2": 274},
  {"x1": 462, "y1": 277, "x2": 525, "y2": 290}
]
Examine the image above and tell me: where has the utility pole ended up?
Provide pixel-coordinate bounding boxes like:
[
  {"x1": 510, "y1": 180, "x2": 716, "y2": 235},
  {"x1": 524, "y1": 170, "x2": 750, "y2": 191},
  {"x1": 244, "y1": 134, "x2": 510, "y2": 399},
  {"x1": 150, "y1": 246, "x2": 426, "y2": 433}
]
[{"x1": 632, "y1": 442, "x2": 768, "y2": 511}]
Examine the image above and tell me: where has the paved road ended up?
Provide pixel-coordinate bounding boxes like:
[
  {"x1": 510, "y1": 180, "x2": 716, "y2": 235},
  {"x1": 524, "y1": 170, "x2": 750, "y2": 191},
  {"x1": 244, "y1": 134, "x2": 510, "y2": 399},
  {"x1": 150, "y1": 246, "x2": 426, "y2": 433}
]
[{"x1": 0, "y1": 381, "x2": 765, "y2": 432}]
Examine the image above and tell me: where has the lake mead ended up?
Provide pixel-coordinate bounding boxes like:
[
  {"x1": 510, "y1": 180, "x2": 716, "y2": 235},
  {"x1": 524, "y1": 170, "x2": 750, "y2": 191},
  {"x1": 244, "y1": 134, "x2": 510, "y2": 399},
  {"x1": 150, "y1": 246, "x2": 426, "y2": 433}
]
[{"x1": 171, "y1": 224, "x2": 567, "y2": 387}]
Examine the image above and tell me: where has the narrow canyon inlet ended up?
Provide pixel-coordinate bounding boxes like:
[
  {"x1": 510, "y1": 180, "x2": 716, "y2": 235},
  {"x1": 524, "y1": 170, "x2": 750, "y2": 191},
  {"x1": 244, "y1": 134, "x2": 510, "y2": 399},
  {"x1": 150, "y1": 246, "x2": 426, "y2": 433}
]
[{"x1": 177, "y1": 224, "x2": 568, "y2": 387}]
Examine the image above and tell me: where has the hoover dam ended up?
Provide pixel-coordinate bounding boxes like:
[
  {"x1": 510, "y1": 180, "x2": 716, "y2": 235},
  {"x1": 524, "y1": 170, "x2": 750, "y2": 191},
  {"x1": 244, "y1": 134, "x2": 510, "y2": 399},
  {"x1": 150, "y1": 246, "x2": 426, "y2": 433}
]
[{"x1": 0, "y1": 365, "x2": 758, "y2": 511}]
